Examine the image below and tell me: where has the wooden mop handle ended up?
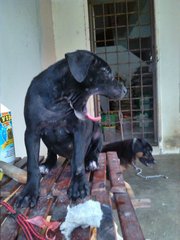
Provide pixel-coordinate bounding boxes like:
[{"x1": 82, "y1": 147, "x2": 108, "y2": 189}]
[{"x1": 0, "y1": 161, "x2": 27, "y2": 184}]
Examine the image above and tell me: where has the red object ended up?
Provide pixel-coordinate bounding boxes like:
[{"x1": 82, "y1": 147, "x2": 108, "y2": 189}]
[{"x1": 0, "y1": 201, "x2": 60, "y2": 240}]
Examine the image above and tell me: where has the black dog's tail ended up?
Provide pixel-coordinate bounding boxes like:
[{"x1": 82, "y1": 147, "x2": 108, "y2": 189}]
[{"x1": 101, "y1": 141, "x2": 122, "y2": 153}]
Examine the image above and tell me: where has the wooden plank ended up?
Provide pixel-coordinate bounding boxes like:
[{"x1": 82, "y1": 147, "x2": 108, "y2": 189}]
[
  {"x1": 1, "y1": 153, "x2": 145, "y2": 240},
  {"x1": 14, "y1": 157, "x2": 27, "y2": 168},
  {"x1": 91, "y1": 153, "x2": 110, "y2": 206},
  {"x1": 51, "y1": 164, "x2": 72, "y2": 240},
  {"x1": 0, "y1": 180, "x2": 21, "y2": 199},
  {"x1": 107, "y1": 151, "x2": 145, "y2": 240},
  {"x1": 91, "y1": 153, "x2": 106, "y2": 193},
  {"x1": 0, "y1": 156, "x2": 45, "y2": 239},
  {"x1": 52, "y1": 164, "x2": 71, "y2": 197},
  {"x1": 106, "y1": 152, "x2": 126, "y2": 194},
  {"x1": 40, "y1": 159, "x2": 65, "y2": 196},
  {"x1": 52, "y1": 164, "x2": 90, "y2": 240},
  {"x1": 0, "y1": 158, "x2": 28, "y2": 224},
  {"x1": 0, "y1": 203, "x2": 30, "y2": 240},
  {"x1": 0, "y1": 156, "x2": 45, "y2": 198},
  {"x1": 0, "y1": 217, "x2": 19, "y2": 240},
  {"x1": 17, "y1": 159, "x2": 66, "y2": 240},
  {"x1": 132, "y1": 198, "x2": 151, "y2": 209},
  {"x1": 91, "y1": 153, "x2": 119, "y2": 240}
]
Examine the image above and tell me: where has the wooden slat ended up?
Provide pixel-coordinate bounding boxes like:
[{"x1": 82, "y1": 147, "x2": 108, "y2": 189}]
[
  {"x1": 91, "y1": 153, "x2": 110, "y2": 206},
  {"x1": 107, "y1": 151, "x2": 145, "y2": 240},
  {"x1": 0, "y1": 158, "x2": 29, "y2": 224},
  {"x1": 40, "y1": 159, "x2": 65, "y2": 196},
  {"x1": 51, "y1": 164, "x2": 76, "y2": 239},
  {"x1": 0, "y1": 217, "x2": 19, "y2": 240},
  {"x1": 1, "y1": 153, "x2": 145, "y2": 240},
  {"x1": 91, "y1": 153, "x2": 118, "y2": 240},
  {"x1": 17, "y1": 158, "x2": 66, "y2": 239},
  {"x1": 52, "y1": 163, "x2": 90, "y2": 240},
  {"x1": 91, "y1": 153, "x2": 106, "y2": 193}
]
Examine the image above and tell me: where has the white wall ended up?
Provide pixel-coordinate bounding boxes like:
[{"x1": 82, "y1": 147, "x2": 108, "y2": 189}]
[
  {"x1": 0, "y1": 0, "x2": 42, "y2": 157},
  {"x1": 52, "y1": 0, "x2": 90, "y2": 59},
  {"x1": 39, "y1": 0, "x2": 56, "y2": 69},
  {"x1": 51, "y1": 0, "x2": 95, "y2": 115},
  {"x1": 0, "y1": 0, "x2": 56, "y2": 158},
  {"x1": 154, "y1": 0, "x2": 180, "y2": 153}
]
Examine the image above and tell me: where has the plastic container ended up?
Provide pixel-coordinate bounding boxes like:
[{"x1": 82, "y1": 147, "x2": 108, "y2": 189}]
[{"x1": 0, "y1": 104, "x2": 15, "y2": 164}]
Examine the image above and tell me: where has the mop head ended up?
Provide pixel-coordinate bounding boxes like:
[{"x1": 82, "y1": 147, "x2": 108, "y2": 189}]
[{"x1": 60, "y1": 200, "x2": 103, "y2": 240}]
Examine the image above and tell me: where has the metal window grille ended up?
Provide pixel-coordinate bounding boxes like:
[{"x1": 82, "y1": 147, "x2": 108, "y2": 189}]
[{"x1": 88, "y1": 0, "x2": 157, "y2": 144}]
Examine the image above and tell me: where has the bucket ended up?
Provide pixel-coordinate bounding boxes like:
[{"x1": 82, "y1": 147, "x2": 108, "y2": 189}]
[
  {"x1": 101, "y1": 114, "x2": 117, "y2": 127},
  {"x1": 0, "y1": 104, "x2": 15, "y2": 164}
]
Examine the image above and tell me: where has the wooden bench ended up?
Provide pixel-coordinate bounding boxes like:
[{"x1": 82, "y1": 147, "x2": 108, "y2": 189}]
[{"x1": 0, "y1": 152, "x2": 145, "y2": 240}]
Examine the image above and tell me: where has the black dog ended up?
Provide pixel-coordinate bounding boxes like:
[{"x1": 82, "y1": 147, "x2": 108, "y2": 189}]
[
  {"x1": 16, "y1": 50, "x2": 127, "y2": 208},
  {"x1": 102, "y1": 138, "x2": 155, "y2": 167}
]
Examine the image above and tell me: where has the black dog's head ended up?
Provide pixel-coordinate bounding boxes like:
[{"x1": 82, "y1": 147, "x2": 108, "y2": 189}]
[
  {"x1": 132, "y1": 138, "x2": 155, "y2": 166},
  {"x1": 65, "y1": 50, "x2": 127, "y2": 121}
]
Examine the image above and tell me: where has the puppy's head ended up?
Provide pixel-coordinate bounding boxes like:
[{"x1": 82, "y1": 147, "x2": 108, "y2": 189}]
[
  {"x1": 133, "y1": 138, "x2": 155, "y2": 166},
  {"x1": 66, "y1": 50, "x2": 127, "y2": 99},
  {"x1": 65, "y1": 50, "x2": 127, "y2": 121}
]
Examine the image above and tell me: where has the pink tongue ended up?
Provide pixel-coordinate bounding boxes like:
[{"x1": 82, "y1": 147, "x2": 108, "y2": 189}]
[{"x1": 85, "y1": 113, "x2": 101, "y2": 122}]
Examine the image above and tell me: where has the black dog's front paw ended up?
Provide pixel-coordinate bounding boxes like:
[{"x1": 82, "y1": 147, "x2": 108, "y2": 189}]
[
  {"x1": 67, "y1": 174, "x2": 90, "y2": 200},
  {"x1": 15, "y1": 180, "x2": 40, "y2": 208}
]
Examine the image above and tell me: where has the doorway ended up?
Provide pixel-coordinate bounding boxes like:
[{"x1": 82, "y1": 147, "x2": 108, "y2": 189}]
[{"x1": 88, "y1": 0, "x2": 157, "y2": 144}]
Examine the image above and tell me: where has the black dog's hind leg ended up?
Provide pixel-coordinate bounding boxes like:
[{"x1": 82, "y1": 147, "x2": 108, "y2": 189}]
[
  {"x1": 85, "y1": 130, "x2": 102, "y2": 171},
  {"x1": 39, "y1": 149, "x2": 57, "y2": 174}
]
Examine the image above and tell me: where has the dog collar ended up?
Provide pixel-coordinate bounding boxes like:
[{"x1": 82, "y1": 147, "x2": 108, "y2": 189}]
[{"x1": 132, "y1": 138, "x2": 137, "y2": 152}]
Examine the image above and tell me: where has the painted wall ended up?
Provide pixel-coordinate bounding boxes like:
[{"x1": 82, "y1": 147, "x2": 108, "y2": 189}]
[
  {"x1": 39, "y1": 0, "x2": 56, "y2": 69},
  {"x1": 51, "y1": 0, "x2": 90, "y2": 59},
  {"x1": 51, "y1": 0, "x2": 95, "y2": 115},
  {"x1": 154, "y1": 0, "x2": 180, "y2": 153},
  {"x1": 0, "y1": 0, "x2": 42, "y2": 157},
  {"x1": 0, "y1": 0, "x2": 55, "y2": 157}
]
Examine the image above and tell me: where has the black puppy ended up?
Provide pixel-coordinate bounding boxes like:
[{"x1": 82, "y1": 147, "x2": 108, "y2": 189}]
[
  {"x1": 102, "y1": 138, "x2": 155, "y2": 167},
  {"x1": 16, "y1": 50, "x2": 127, "y2": 208}
]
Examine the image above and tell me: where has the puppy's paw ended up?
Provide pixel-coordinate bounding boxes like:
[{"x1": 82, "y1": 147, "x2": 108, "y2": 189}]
[
  {"x1": 85, "y1": 161, "x2": 99, "y2": 172},
  {"x1": 39, "y1": 165, "x2": 50, "y2": 175},
  {"x1": 15, "y1": 180, "x2": 40, "y2": 208},
  {"x1": 67, "y1": 174, "x2": 90, "y2": 200}
]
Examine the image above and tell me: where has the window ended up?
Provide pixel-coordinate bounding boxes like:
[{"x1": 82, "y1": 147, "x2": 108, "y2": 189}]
[{"x1": 89, "y1": 0, "x2": 157, "y2": 144}]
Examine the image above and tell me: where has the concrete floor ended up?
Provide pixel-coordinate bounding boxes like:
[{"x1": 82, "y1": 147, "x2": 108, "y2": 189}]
[{"x1": 122, "y1": 154, "x2": 180, "y2": 240}]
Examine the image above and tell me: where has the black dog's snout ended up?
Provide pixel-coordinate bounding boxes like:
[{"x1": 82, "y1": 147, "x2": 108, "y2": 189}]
[
  {"x1": 122, "y1": 85, "x2": 127, "y2": 96},
  {"x1": 119, "y1": 84, "x2": 127, "y2": 99}
]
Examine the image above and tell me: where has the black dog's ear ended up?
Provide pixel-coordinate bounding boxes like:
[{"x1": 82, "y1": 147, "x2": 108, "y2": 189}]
[
  {"x1": 138, "y1": 138, "x2": 153, "y2": 151},
  {"x1": 65, "y1": 50, "x2": 94, "y2": 83}
]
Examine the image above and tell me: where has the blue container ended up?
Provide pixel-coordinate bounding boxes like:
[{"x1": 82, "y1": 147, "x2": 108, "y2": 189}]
[{"x1": 0, "y1": 104, "x2": 15, "y2": 163}]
